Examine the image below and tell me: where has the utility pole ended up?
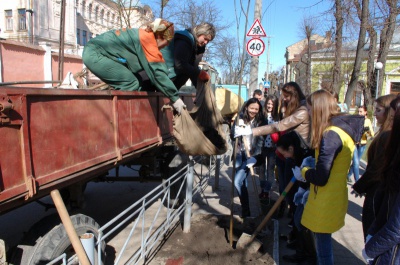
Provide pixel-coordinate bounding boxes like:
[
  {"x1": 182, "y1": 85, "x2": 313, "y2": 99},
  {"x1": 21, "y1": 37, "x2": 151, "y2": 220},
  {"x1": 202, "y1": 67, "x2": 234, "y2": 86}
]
[
  {"x1": 265, "y1": 36, "x2": 273, "y2": 82},
  {"x1": 249, "y1": 0, "x2": 262, "y2": 97}
]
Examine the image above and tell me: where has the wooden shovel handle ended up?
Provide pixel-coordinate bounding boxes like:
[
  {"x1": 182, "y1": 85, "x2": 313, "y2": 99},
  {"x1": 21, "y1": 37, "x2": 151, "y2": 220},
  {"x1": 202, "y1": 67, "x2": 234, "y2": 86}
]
[
  {"x1": 51, "y1": 190, "x2": 91, "y2": 265},
  {"x1": 250, "y1": 177, "x2": 296, "y2": 242}
]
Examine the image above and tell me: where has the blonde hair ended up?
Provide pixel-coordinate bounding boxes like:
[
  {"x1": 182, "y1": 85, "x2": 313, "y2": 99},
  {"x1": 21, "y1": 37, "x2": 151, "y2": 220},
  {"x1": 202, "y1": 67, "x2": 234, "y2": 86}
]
[
  {"x1": 307, "y1": 89, "x2": 339, "y2": 149},
  {"x1": 192, "y1": 22, "x2": 216, "y2": 41}
]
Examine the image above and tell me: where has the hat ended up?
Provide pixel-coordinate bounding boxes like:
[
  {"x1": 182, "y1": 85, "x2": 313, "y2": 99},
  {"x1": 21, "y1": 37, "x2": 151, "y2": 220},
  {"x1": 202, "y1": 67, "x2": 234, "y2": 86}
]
[{"x1": 146, "y1": 18, "x2": 174, "y2": 42}]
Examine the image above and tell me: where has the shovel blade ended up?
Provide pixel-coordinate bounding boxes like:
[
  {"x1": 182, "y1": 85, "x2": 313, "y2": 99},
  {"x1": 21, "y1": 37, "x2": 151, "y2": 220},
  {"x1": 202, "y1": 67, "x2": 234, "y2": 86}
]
[{"x1": 236, "y1": 233, "x2": 262, "y2": 253}]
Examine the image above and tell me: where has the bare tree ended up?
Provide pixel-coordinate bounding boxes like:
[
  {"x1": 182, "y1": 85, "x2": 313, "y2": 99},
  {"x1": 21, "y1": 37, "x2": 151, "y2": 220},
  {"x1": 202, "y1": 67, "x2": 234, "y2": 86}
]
[
  {"x1": 299, "y1": 17, "x2": 316, "y2": 95},
  {"x1": 114, "y1": 0, "x2": 153, "y2": 28},
  {"x1": 344, "y1": 0, "x2": 369, "y2": 107},
  {"x1": 374, "y1": 0, "x2": 400, "y2": 99},
  {"x1": 332, "y1": 0, "x2": 344, "y2": 94},
  {"x1": 214, "y1": 35, "x2": 251, "y2": 84}
]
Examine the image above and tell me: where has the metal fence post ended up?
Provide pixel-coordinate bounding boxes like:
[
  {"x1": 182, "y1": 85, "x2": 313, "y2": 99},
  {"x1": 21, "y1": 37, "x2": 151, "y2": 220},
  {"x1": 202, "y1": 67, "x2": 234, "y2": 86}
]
[
  {"x1": 214, "y1": 155, "x2": 221, "y2": 190},
  {"x1": 183, "y1": 158, "x2": 194, "y2": 233}
]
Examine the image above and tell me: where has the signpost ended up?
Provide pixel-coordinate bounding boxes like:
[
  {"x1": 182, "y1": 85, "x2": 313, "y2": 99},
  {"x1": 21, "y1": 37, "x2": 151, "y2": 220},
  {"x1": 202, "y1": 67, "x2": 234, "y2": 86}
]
[
  {"x1": 246, "y1": 18, "x2": 266, "y2": 57},
  {"x1": 246, "y1": 38, "x2": 265, "y2": 57}
]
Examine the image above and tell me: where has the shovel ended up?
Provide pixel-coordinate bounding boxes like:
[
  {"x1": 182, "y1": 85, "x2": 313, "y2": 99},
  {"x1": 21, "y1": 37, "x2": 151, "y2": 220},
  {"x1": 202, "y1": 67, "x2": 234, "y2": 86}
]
[
  {"x1": 236, "y1": 176, "x2": 297, "y2": 253},
  {"x1": 241, "y1": 136, "x2": 262, "y2": 216}
]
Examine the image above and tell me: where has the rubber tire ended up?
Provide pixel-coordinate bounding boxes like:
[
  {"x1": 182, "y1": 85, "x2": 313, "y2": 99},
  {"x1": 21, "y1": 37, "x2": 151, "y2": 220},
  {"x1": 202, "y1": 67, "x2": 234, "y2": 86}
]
[{"x1": 16, "y1": 214, "x2": 104, "y2": 265}]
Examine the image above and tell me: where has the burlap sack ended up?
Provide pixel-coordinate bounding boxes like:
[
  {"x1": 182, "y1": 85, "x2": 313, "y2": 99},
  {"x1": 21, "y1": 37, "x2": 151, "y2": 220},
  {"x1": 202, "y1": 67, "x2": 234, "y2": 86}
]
[{"x1": 173, "y1": 81, "x2": 227, "y2": 156}]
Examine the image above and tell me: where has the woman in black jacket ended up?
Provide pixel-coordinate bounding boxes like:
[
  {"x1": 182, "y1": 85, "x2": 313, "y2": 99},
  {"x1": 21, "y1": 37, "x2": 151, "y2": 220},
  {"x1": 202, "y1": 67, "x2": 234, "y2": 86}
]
[{"x1": 364, "y1": 95, "x2": 400, "y2": 265}]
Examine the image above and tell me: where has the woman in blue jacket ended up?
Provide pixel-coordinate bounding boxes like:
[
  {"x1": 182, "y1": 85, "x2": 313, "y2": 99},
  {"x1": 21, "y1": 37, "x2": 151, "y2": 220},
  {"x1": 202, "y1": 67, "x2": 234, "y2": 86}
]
[{"x1": 365, "y1": 95, "x2": 400, "y2": 265}]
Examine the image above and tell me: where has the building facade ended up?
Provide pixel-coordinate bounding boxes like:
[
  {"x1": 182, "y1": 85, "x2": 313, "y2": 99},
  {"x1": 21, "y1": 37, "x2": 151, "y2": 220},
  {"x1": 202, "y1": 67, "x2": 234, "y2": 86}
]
[
  {"x1": 285, "y1": 30, "x2": 400, "y2": 106},
  {"x1": 0, "y1": 0, "x2": 153, "y2": 55}
]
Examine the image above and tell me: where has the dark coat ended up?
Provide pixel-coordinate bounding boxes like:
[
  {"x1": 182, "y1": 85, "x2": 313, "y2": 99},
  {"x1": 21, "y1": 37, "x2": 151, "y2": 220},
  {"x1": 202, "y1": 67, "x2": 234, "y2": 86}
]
[
  {"x1": 353, "y1": 130, "x2": 391, "y2": 239},
  {"x1": 365, "y1": 189, "x2": 400, "y2": 265},
  {"x1": 171, "y1": 29, "x2": 205, "y2": 89}
]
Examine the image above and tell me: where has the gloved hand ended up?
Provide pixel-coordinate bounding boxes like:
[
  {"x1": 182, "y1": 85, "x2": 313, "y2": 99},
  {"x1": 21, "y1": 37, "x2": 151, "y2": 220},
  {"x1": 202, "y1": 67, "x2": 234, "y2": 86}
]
[
  {"x1": 293, "y1": 187, "x2": 306, "y2": 206},
  {"x1": 302, "y1": 190, "x2": 310, "y2": 205},
  {"x1": 246, "y1": 157, "x2": 257, "y2": 168},
  {"x1": 198, "y1": 70, "x2": 210, "y2": 81},
  {"x1": 351, "y1": 189, "x2": 364, "y2": 198},
  {"x1": 234, "y1": 124, "x2": 253, "y2": 138},
  {"x1": 172, "y1": 98, "x2": 186, "y2": 115},
  {"x1": 270, "y1": 132, "x2": 280, "y2": 143},
  {"x1": 292, "y1": 166, "x2": 306, "y2": 182},
  {"x1": 366, "y1": 234, "x2": 372, "y2": 243},
  {"x1": 301, "y1": 156, "x2": 316, "y2": 169},
  {"x1": 362, "y1": 248, "x2": 373, "y2": 263}
]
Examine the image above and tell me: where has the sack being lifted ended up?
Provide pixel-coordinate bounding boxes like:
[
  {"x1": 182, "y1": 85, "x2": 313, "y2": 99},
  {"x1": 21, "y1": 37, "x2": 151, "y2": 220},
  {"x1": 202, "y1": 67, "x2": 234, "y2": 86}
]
[{"x1": 173, "y1": 81, "x2": 228, "y2": 156}]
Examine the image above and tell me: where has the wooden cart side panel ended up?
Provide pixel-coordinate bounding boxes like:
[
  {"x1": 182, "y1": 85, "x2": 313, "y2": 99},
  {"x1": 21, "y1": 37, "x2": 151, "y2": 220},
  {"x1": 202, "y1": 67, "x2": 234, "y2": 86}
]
[
  {"x1": 0, "y1": 88, "x2": 180, "y2": 212},
  {"x1": 29, "y1": 95, "x2": 117, "y2": 185}
]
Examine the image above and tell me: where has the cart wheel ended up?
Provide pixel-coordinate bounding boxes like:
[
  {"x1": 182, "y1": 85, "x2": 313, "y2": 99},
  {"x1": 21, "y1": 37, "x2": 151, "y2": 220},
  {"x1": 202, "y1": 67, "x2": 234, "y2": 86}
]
[{"x1": 11, "y1": 214, "x2": 104, "y2": 265}]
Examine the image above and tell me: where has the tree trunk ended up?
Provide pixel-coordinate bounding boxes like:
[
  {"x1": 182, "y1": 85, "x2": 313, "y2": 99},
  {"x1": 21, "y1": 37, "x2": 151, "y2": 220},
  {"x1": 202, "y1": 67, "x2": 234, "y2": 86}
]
[
  {"x1": 344, "y1": 0, "x2": 369, "y2": 108},
  {"x1": 365, "y1": 30, "x2": 377, "y2": 109},
  {"x1": 332, "y1": 0, "x2": 344, "y2": 95},
  {"x1": 375, "y1": 0, "x2": 399, "y2": 98}
]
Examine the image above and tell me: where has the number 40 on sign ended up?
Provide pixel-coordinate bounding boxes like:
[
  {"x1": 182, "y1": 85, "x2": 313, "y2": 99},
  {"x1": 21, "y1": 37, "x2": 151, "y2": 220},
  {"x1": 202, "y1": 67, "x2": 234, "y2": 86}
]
[{"x1": 246, "y1": 38, "x2": 265, "y2": 57}]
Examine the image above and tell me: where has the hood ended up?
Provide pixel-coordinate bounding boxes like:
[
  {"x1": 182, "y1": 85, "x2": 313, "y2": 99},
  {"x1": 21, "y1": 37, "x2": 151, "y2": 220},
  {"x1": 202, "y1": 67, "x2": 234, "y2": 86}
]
[{"x1": 330, "y1": 114, "x2": 365, "y2": 143}]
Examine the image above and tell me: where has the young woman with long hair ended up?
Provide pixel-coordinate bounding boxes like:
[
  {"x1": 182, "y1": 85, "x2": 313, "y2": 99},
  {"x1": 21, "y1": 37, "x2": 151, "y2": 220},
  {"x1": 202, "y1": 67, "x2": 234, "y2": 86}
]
[
  {"x1": 258, "y1": 95, "x2": 279, "y2": 199},
  {"x1": 295, "y1": 90, "x2": 364, "y2": 265},
  {"x1": 232, "y1": 98, "x2": 264, "y2": 218},
  {"x1": 352, "y1": 94, "x2": 397, "y2": 240},
  {"x1": 235, "y1": 82, "x2": 310, "y2": 219},
  {"x1": 364, "y1": 95, "x2": 400, "y2": 265}
]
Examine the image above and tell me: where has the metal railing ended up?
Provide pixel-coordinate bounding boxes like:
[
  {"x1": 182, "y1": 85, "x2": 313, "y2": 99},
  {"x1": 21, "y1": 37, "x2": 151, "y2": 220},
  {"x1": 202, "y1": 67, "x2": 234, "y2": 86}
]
[{"x1": 48, "y1": 155, "x2": 219, "y2": 265}]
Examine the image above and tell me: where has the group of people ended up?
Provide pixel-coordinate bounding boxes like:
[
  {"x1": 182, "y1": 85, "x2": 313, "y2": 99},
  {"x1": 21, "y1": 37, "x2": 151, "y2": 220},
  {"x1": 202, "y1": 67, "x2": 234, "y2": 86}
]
[
  {"x1": 81, "y1": 17, "x2": 400, "y2": 265},
  {"x1": 233, "y1": 82, "x2": 400, "y2": 265},
  {"x1": 82, "y1": 18, "x2": 216, "y2": 114}
]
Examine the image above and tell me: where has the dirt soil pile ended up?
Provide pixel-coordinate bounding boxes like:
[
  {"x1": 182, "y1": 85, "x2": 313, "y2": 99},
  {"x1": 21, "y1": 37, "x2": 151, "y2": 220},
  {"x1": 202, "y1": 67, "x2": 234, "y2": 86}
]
[{"x1": 148, "y1": 214, "x2": 276, "y2": 265}]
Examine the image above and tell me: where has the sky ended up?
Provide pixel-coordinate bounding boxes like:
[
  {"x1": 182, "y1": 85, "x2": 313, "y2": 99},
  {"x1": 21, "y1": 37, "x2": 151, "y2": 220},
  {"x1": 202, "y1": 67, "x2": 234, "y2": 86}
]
[{"x1": 213, "y1": 0, "x2": 332, "y2": 83}]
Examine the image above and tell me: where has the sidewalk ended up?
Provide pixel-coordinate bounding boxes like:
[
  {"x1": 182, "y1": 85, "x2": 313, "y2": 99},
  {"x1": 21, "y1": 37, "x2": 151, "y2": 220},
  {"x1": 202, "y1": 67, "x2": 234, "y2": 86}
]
[{"x1": 191, "y1": 160, "x2": 367, "y2": 264}]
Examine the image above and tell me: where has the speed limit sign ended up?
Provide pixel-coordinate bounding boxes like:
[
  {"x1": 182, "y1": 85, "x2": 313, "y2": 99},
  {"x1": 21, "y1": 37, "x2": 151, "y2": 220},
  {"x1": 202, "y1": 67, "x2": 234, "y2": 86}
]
[{"x1": 246, "y1": 38, "x2": 265, "y2": 56}]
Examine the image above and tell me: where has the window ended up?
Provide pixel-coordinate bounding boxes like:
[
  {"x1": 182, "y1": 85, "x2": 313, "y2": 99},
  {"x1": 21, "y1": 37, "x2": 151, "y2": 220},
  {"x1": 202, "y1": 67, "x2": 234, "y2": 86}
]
[
  {"x1": 77, "y1": 29, "x2": 80, "y2": 45},
  {"x1": 100, "y1": 9, "x2": 104, "y2": 25},
  {"x1": 94, "y1": 6, "x2": 98, "y2": 22},
  {"x1": 88, "y1": 4, "x2": 92, "y2": 19},
  {"x1": 89, "y1": 32, "x2": 93, "y2": 39},
  {"x1": 18, "y1": 9, "x2": 26, "y2": 30},
  {"x1": 391, "y1": 82, "x2": 400, "y2": 95},
  {"x1": 82, "y1": 30, "x2": 87, "y2": 45},
  {"x1": 5, "y1": 10, "x2": 13, "y2": 31},
  {"x1": 81, "y1": 1, "x2": 86, "y2": 17}
]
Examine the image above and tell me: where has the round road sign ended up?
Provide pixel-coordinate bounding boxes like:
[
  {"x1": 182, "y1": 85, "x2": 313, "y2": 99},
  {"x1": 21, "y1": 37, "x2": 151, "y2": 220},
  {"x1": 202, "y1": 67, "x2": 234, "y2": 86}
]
[{"x1": 246, "y1": 38, "x2": 265, "y2": 57}]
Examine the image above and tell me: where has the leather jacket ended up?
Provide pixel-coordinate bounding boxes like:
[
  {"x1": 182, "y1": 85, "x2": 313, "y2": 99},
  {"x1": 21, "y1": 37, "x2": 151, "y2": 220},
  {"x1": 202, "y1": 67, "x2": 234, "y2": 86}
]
[{"x1": 253, "y1": 105, "x2": 310, "y2": 147}]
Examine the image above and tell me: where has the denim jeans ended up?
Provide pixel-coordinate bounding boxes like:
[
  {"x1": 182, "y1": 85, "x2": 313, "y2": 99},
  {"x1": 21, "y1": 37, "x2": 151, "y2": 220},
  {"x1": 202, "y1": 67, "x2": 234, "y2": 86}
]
[
  {"x1": 234, "y1": 152, "x2": 250, "y2": 215},
  {"x1": 259, "y1": 148, "x2": 276, "y2": 192},
  {"x1": 348, "y1": 144, "x2": 366, "y2": 182},
  {"x1": 314, "y1": 232, "x2": 334, "y2": 265},
  {"x1": 294, "y1": 204, "x2": 305, "y2": 231}
]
